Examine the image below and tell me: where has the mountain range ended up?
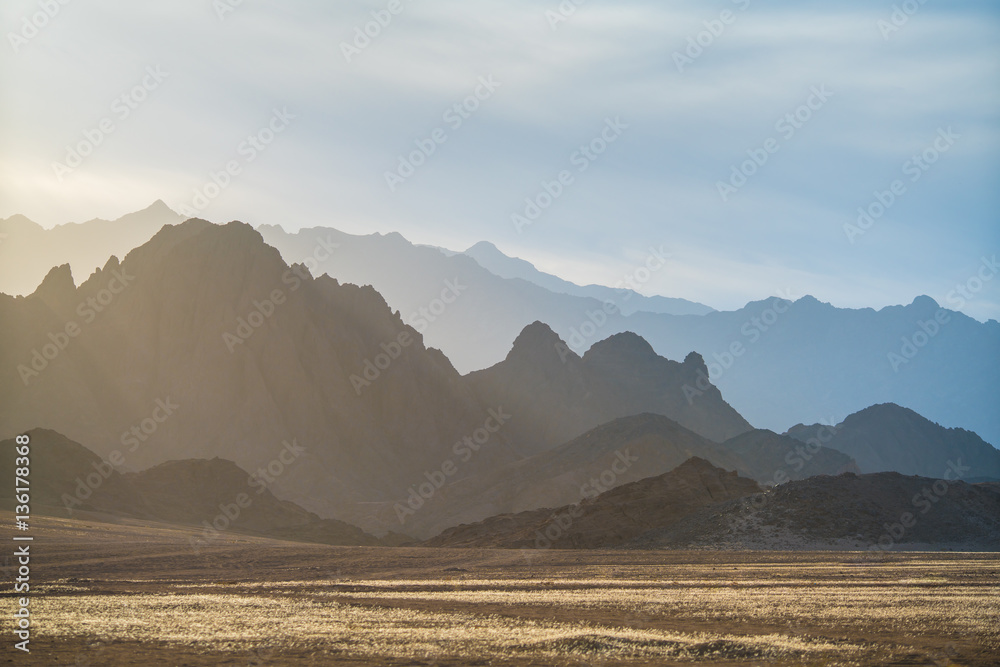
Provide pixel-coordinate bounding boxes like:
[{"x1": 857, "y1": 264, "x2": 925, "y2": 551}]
[
  {"x1": 1, "y1": 208, "x2": 997, "y2": 546},
  {"x1": 0, "y1": 218, "x2": 746, "y2": 538},
  {"x1": 3, "y1": 203, "x2": 996, "y2": 446}
]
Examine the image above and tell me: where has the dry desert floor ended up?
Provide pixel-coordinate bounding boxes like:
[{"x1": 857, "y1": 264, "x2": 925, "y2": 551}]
[{"x1": 2, "y1": 511, "x2": 998, "y2": 665}]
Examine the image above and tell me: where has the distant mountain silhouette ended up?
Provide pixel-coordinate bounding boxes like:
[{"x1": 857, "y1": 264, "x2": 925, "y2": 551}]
[
  {"x1": 786, "y1": 403, "x2": 1000, "y2": 479},
  {"x1": 0, "y1": 429, "x2": 380, "y2": 546},
  {"x1": 0, "y1": 200, "x2": 181, "y2": 297},
  {"x1": 5, "y1": 205, "x2": 998, "y2": 446},
  {"x1": 459, "y1": 241, "x2": 714, "y2": 316},
  {"x1": 467, "y1": 322, "x2": 752, "y2": 448},
  {"x1": 254, "y1": 220, "x2": 1000, "y2": 447},
  {"x1": 425, "y1": 458, "x2": 761, "y2": 549}
]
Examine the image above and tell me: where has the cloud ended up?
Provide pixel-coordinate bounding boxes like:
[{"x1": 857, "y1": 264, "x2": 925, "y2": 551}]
[{"x1": 1, "y1": 0, "x2": 997, "y2": 319}]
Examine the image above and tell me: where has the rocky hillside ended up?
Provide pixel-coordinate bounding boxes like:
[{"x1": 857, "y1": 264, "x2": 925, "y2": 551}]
[
  {"x1": 392, "y1": 413, "x2": 859, "y2": 539},
  {"x1": 632, "y1": 469, "x2": 1000, "y2": 551},
  {"x1": 425, "y1": 458, "x2": 761, "y2": 549}
]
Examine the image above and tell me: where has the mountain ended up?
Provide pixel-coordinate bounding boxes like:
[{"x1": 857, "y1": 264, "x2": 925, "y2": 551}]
[
  {"x1": 399, "y1": 413, "x2": 854, "y2": 539},
  {"x1": 254, "y1": 223, "x2": 632, "y2": 374},
  {"x1": 460, "y1": 241, "x2": 714, "y2": 316},
  {"x1": 252, "y1": 222, "x2": 1000, "y2": 448},
  {"x1": 624, "y1": 294, "x2": 1000, "y2": 449},
  {"x1": 127, "y1": 457, "x2": 381, "y2": 547},
  {"x1": 786, "y1": 403, "x2": 1000, "y2": 479},
  {"x1": 424, "y1": 458, "x2": 761, "y2": 549},
  {"x1": 632, "y1": 469, "x2": 1000, "y2": 551},
  {"x1": 0, "y1": 201, "x2": 182, "y2": 298},
  {"x1": 0, "y1": 428, "x2": 149, "y2": 517},
  {"x1": 0, "y1": 219, "x2": 525, "y2": 536},
  {"x1": 0, "y1": 429, "x2": 380, "y2": 546},
  {"x1": 719, "y1": 429, "x2": 860, "y2": 484},
  {"x1": 6, "y1": 205, "x2": 998, "y2": 447},
  {"x1": 466, "y1": 323, "x2": 753, "y2": 449}
]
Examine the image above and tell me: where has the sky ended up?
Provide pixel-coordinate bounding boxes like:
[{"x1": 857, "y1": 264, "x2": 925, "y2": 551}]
[{"x1": 1, "y1": 0, "x2": 998, "y2": 320}]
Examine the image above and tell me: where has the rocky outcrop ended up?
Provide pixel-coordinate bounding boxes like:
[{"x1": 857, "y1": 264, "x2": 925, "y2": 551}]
[{"x1": 425, "y1": 457, "x2": 761, "y2": 549}]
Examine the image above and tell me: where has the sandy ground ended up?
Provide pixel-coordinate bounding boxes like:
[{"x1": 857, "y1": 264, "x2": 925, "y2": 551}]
[{"x1": 2, "y1": 511, "x2": 998, "y2": 665}]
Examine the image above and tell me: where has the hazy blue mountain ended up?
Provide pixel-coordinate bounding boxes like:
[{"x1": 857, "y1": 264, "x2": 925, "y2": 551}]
[
  {"x1": 460, "y1": 240, "x2": 714, "y2": 316},
  {"x1": 786, "y1": 403, "x2": 1000, "y2": 480},
  {"x1": 256, "y1": 224, "x2": 1000, "y2": 449},
  {"x1": 620, "y1": 295, "x2": 1000, "y2": 451}
]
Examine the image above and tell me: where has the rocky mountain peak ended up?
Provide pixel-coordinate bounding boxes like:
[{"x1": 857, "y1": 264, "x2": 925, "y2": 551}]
[{"x1": 583, "y1": 331, "x2": 659, "y2": 366}]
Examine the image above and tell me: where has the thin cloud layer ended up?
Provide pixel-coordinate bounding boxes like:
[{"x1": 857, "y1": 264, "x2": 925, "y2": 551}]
[{"x1": 1, "y1": 0, "x2": 997, "y2": 319}]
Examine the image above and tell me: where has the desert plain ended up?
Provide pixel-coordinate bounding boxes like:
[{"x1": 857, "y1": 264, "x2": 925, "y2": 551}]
[{"x1": 2, "y1": 511, "x2": 998, "y2": 666}]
